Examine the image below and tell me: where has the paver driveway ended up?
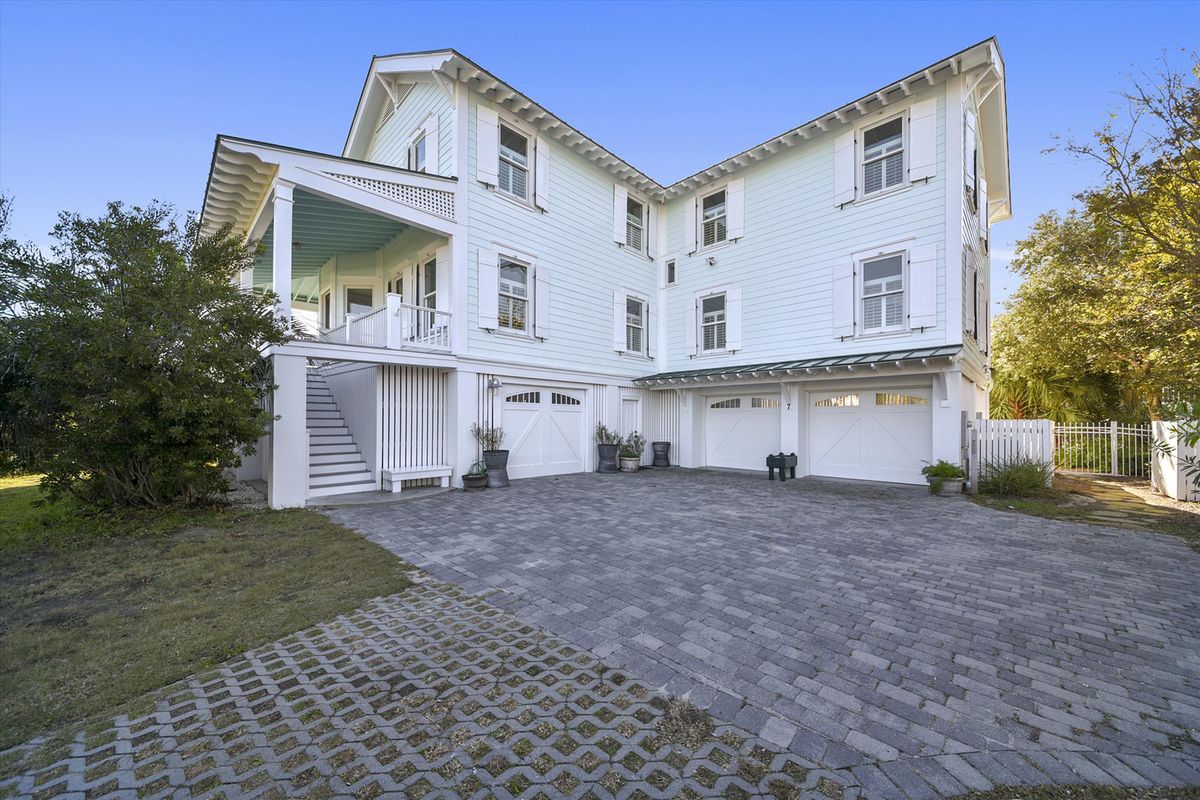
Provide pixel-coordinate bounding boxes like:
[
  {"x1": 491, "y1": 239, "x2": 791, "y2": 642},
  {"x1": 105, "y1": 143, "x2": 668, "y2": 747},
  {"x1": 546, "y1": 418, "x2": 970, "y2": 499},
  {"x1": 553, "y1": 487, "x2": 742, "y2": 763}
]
[{"x1": 332, "y1": 469, "x2": 1200, "y2": 797}]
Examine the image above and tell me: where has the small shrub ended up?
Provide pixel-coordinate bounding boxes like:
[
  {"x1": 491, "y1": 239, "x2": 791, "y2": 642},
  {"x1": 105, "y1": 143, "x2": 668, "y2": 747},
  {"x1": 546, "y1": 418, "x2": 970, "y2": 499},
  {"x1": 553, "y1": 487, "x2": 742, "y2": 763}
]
[
  {"x1": 620, "y1": 432, "x2": 646, "y2": 459},
  {"x1": 470, "y1": 424, "x2": 504, "y2": 451},
  {"x1": 465, "y1": 459, "x2": 487, "y2": 476},
  {"x1": 595, "y1": 423, "x2": 622, "y2": 446},
  {"x1": 921, "y1": 460, "x2": 964, "y2": 493},
  {"x1": 978, "y1": 457, "x2": 1053, "y2": 497}
]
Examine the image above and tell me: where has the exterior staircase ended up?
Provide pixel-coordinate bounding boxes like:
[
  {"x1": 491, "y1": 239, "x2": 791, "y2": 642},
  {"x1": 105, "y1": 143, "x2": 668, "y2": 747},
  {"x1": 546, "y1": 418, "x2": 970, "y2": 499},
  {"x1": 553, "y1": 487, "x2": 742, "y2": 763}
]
[{"x1": 307, "y1": 371, "x2": 376, "y2": 498}]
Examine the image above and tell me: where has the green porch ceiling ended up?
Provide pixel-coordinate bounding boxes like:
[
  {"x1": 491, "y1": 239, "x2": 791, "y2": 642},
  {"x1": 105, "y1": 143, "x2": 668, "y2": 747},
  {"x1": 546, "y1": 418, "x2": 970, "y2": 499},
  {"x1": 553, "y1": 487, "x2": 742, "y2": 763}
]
[{"x1": 252, "y1": 190, "x2": 410, "y2": 302}]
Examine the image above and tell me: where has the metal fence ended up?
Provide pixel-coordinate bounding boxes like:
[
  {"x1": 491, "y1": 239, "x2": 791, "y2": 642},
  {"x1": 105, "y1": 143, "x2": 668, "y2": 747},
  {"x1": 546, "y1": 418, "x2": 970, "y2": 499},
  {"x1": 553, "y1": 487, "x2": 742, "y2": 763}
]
[{"x1": 1055, "y1": 422, "x2": 1153, "y2": 478}]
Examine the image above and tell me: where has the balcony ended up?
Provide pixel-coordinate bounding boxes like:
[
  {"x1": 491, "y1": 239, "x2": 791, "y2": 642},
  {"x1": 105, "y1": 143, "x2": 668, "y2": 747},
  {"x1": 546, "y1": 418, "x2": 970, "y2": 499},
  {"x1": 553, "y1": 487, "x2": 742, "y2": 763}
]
[{"x1": 318, "y1": 294, "x2": 451, "y2": 352}]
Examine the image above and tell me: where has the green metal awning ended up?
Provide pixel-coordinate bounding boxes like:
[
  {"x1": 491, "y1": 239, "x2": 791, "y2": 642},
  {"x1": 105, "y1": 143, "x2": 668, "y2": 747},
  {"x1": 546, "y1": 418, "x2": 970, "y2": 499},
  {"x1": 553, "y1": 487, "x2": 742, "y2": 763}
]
[{"x1": 634, "y1": 345, "x2": 962, "y2": 385}]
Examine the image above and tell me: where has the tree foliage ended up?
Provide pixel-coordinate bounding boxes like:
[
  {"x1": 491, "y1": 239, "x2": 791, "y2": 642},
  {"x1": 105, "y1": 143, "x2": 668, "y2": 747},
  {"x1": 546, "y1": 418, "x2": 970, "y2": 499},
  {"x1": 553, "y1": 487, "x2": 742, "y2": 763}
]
[
  {"x1": 993, "y1": 56, "x2": 1200, "y2": 419},
  {"x1": 0, "y1": 199, "x2": 289, "y2": 507}
]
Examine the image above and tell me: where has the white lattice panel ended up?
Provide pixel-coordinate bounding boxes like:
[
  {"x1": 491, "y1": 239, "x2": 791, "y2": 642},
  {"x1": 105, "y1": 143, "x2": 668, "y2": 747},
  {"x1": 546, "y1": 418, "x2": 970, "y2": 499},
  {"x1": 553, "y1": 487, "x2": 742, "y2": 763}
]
[{"x1": 326, "y1": 173, "x2": 455, "y2": 220}]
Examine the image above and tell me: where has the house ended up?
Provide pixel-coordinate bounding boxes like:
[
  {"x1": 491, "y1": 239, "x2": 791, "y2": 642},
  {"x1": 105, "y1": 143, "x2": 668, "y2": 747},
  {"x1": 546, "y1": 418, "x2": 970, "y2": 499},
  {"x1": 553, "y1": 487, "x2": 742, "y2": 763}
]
[{"x1": 201, "y1": 39, "x2": 1009, "y2": 508}]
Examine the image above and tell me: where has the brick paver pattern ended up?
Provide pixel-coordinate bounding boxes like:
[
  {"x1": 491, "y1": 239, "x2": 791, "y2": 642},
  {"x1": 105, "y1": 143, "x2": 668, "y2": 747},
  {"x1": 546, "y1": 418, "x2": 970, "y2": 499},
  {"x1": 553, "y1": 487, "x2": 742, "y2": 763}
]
[
  {"x1": 0, "y1": 578, "x2": 841, "y2": 800},
  {"x1": 331, "y1": 469, "x2": 1200, "y2": 798}
]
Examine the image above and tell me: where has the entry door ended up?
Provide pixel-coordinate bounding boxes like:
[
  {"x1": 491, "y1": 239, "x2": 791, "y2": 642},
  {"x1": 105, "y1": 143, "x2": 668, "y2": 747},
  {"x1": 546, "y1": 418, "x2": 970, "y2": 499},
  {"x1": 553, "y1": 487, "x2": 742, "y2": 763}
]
[
  {"x1": 502, "y1": 386, "x2": 586, "y2": 479},
  {"x1": 621, "y1": 397, "x2": 641, "y2": 436},
  {"x1": 704, "y1": 395, "x2": 782, "y2": 471},
  {"x1": 808, "y1": 388, "x2": 932, "y2": 484}
]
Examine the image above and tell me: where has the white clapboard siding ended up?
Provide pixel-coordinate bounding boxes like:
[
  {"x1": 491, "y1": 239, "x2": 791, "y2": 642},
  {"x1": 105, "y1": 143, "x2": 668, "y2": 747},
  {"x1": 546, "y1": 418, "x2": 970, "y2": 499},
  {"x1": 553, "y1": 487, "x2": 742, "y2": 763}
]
[{"x1": 366, "y1": 82, "x2": 455, "y2": 177}]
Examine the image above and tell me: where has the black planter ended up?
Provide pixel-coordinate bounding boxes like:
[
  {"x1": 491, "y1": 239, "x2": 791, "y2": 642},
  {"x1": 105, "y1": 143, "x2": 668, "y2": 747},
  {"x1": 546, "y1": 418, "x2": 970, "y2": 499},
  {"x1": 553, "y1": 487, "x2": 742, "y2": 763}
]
[
  {"x1": 483, "y1": 450, "x2": 510, "y2": 488},
  {"x1": 651, "y1": 441, "x2": 671, "y2": 467},
  {"x1": 462, "y1": 474, "x2": 487, "y2": 491},
  {"x1": 596, "y1": 443, "x2": 620, "y2": 473}
]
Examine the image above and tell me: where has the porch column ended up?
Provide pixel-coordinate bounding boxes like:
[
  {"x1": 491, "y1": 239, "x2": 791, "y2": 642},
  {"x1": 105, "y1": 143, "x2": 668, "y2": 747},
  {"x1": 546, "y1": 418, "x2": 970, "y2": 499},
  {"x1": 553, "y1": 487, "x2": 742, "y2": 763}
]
[
  {"x1": 272, "y1": 181, "x2": 295, "y2": 322},
  {"x1": 780, "y1": 381, "x2": 802, "y2": 461},
  {"x1": 931, "y1": 369, "x2": 965, "y2": 467},
  {"x1": 677, "y1": 388, "x2": 701, "y2": 468},
  {"x1": 268, "y1": 353, "x2": 308, "y2": 509},
  {"x1": 445, "y1": 368, "x2": 479, "y2": 487}
]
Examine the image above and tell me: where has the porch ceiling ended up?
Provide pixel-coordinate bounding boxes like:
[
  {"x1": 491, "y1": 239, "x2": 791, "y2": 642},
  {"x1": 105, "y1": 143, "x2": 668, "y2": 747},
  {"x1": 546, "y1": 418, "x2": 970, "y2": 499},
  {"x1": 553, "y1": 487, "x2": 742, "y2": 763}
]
[{"x1": 253, "y1": 190, "x2": 409, "y2": 301}]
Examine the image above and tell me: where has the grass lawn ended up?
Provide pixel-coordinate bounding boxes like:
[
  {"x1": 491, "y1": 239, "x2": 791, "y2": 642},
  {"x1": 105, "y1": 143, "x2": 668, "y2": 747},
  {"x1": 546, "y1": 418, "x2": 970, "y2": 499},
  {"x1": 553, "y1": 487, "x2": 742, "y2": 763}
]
[
  {"x1": 952, "y1": 786, "x2": 1200, "y2": 799},
  {"x1": 0, "y1": 475, "x2": 413, "y2": 750}
]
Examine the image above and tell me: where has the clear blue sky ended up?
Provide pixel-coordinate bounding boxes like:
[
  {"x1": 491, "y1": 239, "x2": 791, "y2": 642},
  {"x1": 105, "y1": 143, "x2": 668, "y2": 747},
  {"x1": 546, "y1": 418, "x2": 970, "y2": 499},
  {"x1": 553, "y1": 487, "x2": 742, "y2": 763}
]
[{"x1": 0, "y1": 0, "x2": 1195, "y2": 310}]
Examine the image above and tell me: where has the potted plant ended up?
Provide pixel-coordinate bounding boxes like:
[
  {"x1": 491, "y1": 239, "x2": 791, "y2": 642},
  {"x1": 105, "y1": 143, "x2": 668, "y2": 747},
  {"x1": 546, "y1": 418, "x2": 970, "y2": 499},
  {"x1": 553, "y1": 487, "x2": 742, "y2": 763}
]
[
  {"x1": 595, "y1": 423, "x2": 621, "y2": 473},
  {"x1": 921, "y1": 460, "x2": 965, "y2": 496},
  {"x1": 471, "y1": 423, "x2": 509, "y2": 488},
  {"x1": 462, "y1": 459, "x2": 488, "y2": 491},
  {"x1": 620, "y1": 432, "x2": 646, "y2": 473}
]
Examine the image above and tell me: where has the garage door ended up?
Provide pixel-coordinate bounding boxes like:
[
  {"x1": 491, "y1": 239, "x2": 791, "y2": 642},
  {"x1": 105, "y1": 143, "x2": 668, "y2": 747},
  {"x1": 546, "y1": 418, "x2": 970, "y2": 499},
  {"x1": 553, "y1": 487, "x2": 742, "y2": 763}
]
[
  {"x1": 502, "y1": 386, "x2": 585, "y2": 479},
  {"x1": 705, "y1": 395, "x2": 782, "y2": 471},
  {"x1": 809, "y1": 388, "x2": 931, "y2": 484}
]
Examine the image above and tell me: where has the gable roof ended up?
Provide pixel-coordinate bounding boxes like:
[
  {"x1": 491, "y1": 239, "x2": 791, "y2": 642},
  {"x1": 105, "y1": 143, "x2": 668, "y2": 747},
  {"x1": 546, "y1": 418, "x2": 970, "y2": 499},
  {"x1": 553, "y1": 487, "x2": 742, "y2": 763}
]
[{"x1": 343, "y1": 39, "x2": 1009, "y2": 218}]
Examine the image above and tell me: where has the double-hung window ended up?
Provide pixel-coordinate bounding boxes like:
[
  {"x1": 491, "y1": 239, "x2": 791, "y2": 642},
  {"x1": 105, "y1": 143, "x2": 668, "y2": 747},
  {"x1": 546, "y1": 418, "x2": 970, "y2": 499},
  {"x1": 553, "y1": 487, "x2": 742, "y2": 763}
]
[
  {"x1": 498, "y1": 124, "x2": 530, "y2": 201},
  {"x1": 701, "y1": 293, "x2": 726, "y2": 351},
  {"x1": 408, "y1": 134, "x2": 427, "y2": 173},
  {"x1": 861, "y1": 253, "x2": 904, "y2": 333},
  {"x1": 497, "y1": 257, "x2": 529, "y2": 332},
  {"x1": 625, "y1": 296, "x2": 646, "y2": 354},
  {"x1": 862, "y1": 116, "x2": 904, "y2": 196},
  {"x1": 625, "y1": 197, "x2": 645, "y2": 252},
  {"x1": 701, "y1": 189, "x2": 727, "y2": 248}
]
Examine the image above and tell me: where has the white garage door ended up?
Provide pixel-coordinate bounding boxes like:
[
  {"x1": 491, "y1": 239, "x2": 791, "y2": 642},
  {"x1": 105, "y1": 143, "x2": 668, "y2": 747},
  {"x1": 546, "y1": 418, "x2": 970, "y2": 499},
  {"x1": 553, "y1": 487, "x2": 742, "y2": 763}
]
[
  {"x1": 809, "y1": 388, "x2": 931, "y2": 484},
  {"x1": 705, "y1": 395, "x2": 782, "y2": 471},
  {"x1": 502, "y1": 386, "x2": 585, "y2": 479}
]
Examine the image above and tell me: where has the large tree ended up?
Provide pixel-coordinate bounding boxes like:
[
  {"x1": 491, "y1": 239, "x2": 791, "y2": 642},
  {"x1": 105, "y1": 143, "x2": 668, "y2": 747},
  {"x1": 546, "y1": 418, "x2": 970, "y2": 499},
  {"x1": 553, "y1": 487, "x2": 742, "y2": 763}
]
[
  {"x1": 994, "y1": 57, "x2": 1200, "y2": 419},
  {"x1": 0, "y1": 200, "x2": 289, "y2": 507}
]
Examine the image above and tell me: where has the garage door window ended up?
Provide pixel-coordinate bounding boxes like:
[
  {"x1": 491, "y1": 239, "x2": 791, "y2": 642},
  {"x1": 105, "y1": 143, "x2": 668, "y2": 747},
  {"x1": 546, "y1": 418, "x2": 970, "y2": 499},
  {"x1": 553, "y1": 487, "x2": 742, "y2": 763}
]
[
  {"x1": 551, "y1": 392, "x2": 580, "y2": 406},
  {"x1": 710, "y1": 398, "x2": 740, "y2": 409},
  {"x1": 876, "y1": 392, "x2": 928, "y2": 406},
  {"x1": 506, "y1": 391, "x2": 540, "y2": 404},
  {"x1": 814, "y1": 393, "x2": 860, "y2": 408},
  {"x1": 751, "y1": 397, "x2": 780, "y2": 409}
]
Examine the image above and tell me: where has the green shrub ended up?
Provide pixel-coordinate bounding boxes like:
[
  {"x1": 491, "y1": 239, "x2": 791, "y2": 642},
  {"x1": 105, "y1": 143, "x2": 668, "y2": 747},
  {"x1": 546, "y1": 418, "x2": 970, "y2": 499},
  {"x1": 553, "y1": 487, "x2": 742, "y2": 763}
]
[
  {"x1": 979, "y1": 457, "x2": 1053, "y2": 497},
  {"x1": 921, "y1": 460, "x2": 965, "y2": 494}
]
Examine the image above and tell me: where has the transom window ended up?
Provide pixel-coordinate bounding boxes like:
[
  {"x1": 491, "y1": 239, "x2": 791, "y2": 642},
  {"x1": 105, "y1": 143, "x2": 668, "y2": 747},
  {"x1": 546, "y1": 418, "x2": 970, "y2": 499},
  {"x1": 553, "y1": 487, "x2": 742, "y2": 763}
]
[
  {"x1": 701, "y1": 190, "x2": 727, "y2": 248},
  {"x1": 551, "y1": 393, "x2": 581, "y2": 406},
  {"x1": 498, "y1": 258, "x2": 529, "y2": 332},
  {"x1": 701, "y1": 294, "x2": 726, "y2": 351},
  {"x1": 409, "y1": 134, "x2": 427, "y2": 173},
  {"x1": 625, "y1": 197, "x2": 645, "y2": 252},
  {"x1": 861, "y1": 253, "x2": 904, "y2": 333},
  {"x1": 625, "y1": 296, "x2": 646, "y2": 354},
  {"x1": 814, "y1": 394, "x2": 860, "y2": 408},
  {"x1": 498, "y1": 124, "x2": 529, "y2": 200},
  {"x1": 862, "y1": 116, "x2": 904, "y2": 196}
]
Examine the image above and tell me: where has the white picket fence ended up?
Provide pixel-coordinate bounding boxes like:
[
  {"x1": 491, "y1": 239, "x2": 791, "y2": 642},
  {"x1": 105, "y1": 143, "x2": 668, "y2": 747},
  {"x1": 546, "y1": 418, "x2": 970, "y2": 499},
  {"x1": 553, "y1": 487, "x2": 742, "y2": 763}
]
[
  {"x1": 1055, "y1": 422, "x2": 1153, "y2": 478},
  {"x1": 963, "y1": 416, "x2": 1155, "y2": 492}
]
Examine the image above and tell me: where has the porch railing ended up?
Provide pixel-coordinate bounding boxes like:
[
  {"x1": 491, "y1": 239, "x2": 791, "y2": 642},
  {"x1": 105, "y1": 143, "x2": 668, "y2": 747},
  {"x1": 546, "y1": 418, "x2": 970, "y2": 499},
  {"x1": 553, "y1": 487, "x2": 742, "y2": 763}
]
[{"x1": 316, "y1": 293, "x2": 451, "y2": 352}]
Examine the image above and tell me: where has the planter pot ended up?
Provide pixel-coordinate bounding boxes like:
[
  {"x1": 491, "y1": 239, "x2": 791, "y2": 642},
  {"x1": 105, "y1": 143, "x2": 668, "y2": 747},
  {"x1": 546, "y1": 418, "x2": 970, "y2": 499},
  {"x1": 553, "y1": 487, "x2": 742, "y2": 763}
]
[
  {"x1": 651, "y1": 441, "x2": 671, "y2": 468},
  {"x1": 619, "y1": 457, "x2": 641, "y2": 473},
  {"x1": 596, "y1": 443, "x2": 620, "y2": 474},
  {"x1": 483, "y1": 450, "x2": 510, "y2": 488},
  {"x1": 929, "y1": 477, "x2": 964, "y2": 496},
  {"x1": 462, "y1": 474, "x2": 488, "y2": 491}
]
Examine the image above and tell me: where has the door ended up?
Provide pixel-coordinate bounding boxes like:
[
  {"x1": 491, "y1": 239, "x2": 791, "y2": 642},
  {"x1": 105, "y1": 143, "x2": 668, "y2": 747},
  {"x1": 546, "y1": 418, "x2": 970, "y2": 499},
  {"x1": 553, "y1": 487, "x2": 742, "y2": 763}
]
[
  {"x1": 704, "y1": 395, "x2": 782, "y2": 471},
  {"x1": 809, "y1": 387, "x2": 932, "y2": 484},
  {"x1": 502, "y1": 386, "x2": 586, "y2": 479}
]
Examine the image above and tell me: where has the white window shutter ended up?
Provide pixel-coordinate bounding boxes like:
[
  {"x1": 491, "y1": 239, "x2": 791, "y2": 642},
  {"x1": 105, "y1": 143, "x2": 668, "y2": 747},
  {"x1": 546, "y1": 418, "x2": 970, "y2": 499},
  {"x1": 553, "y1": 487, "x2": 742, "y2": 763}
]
[
  {"x1": 425, "y1": 114, "x2": 441, "y2": 176},
  {"x1": 645, "y1": 299, "x2": 655, "y2": 358},
  {"x1": 908, "y1": 244, "x2": 938, "y2": 330},
  {"x1": 908, "y1": 98, "x2": 938, "y2": 182},
  {"x1": 966, "y1": 264, "x2": 976, "y2": 336},
  {"x1": 612, "y1": 290, "x2": 626, "y2": 352},
  {"x1": 982, "y1": 294, "x2": 990, "y2": 354},
  {"x1": 832, "y1": 259, "x2": 855, "y2": 339},
  {"x1": 476, "y1": 105, "x2": 498, "y2": 186},
  {"x1": 833, "y1": 131, "x2": 855, "y2": 207},
  {"x1": 434, "y1": 245, "x2": 450, "y2": 314},
  {"x1": 683, "y1": 195, "x2": 698, "y2": 255},
  {"x1": 534, "y1": 267, "x2": 550, "y2": 338},
  {"x1": 725, "y1": 287, "x2": 743, "y2": 351},
  {"x1": 726, "y1": 178, "x2": 745, "y2": 240},
  {"x1": 534, "y1": 137, "x2": 551, "y2": 211},
  {"x1": 646, "y1": 203, "x2": 658, "y2": 260},
  {"x1": 477, "y1": 248, "x2": 499, "y2": 330},
  {"x1": 612, "y1": 185, "x2": 627, "y2": 245},
  {"x1": 686, "y1": 297, "x2": 698, "y2": 355},
  {"x1": 978, "y1": 176, "x2": 989, "y2": 237}
]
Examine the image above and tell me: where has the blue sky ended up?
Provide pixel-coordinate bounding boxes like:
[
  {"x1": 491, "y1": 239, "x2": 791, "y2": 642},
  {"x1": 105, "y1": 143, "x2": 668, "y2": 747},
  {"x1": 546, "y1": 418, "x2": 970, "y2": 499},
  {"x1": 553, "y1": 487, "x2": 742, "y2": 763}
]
[{"x1": 0, "y1": 0, "x2": 1194, "y2": 310}]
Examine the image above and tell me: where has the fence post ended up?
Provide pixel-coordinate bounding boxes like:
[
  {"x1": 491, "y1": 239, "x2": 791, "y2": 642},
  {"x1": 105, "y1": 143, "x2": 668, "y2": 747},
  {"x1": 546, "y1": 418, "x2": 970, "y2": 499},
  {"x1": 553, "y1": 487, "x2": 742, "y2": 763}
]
[
  {"x1": 1109, "y1": 420, "x2": 1118, "y2": 476},
  {"x1": 967, "y1": 418, "x2": 980, "y2": 494}
]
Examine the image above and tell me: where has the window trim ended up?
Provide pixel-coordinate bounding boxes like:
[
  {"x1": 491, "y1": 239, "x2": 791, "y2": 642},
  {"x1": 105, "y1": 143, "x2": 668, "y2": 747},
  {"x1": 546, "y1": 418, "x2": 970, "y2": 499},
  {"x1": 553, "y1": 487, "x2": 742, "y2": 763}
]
[
  {"x1": 857, "y1": 251, "x2": 907, "y2": 336},
  {"x1": 699, "y1": 290, "x2": 728, "y2": 353},
  {"x1": 320, "y1": 290, "x2": 331, "y2": 329},
  {"x1": 697, "y1": 186, "x2": 729, "y2": 251},
  {"x1": 624, "y1": 293, "x2": 647, "y2": 356},
  {"x1": 342, "y1": 283, "x2": 377, "y2": 322},
  {"x1": 857, "y1": 111, "x2": 909, "y2": 201},
  {"x1": 408, "y1": 132, "x2": 427, "y2": 173},
  {"x1": 624, "y1": 195, "x2": 647, "y2": 254}
]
